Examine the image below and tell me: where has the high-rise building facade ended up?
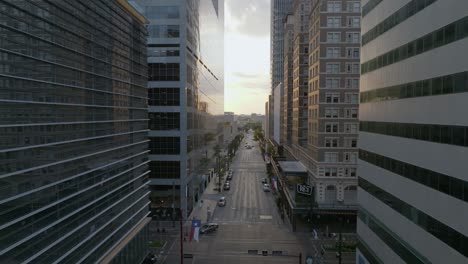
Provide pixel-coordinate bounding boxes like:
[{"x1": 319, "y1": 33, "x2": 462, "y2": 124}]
[
  {"x1": 306, "y1": 0, "x2": 360, "y2": 209},
  {"x1": 0, "y1": 1, "x2": 151, "y2": 263},
  {"x1": 271, "y1": 0, "x2": 294, "y2": 90},
  {"x1": 291, "y1": 0, "x2": 311, "y2": 149},
  {"x1": 137, "y1": 0, "x2": 224, "y2": 219},
  {"x1": 357, "y1": 1, "x2": 468, "y2": 263},
  {"x1": 282, "y1": 14, "x2": 295, "y2": 146}
]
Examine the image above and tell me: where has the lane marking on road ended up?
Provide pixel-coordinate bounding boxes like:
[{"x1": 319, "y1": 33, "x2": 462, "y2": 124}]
[{"x1": 259, "y1": 215, "x2": 272, "y2": 220}]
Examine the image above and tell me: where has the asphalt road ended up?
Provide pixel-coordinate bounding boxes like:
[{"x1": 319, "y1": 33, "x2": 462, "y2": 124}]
[{"x1": 163, "y1": 132, "x2": 355, "y2": 264}]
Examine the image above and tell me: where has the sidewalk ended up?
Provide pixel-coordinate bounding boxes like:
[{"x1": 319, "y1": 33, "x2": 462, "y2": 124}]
[{"x1": 186, "y1": 172, "x2": 225, "y2": 225}]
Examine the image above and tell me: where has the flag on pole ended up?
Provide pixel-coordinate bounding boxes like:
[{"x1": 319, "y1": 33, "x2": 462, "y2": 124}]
[{"x1": 190, "y1": 220, "x2": 201, "y2": 242}]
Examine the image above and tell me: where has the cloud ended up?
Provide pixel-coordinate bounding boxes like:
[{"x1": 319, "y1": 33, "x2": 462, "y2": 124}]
[
  {"x1": 225, "y1": 0, "x2": 270, "y2": 38},
  {"x1": 232, "y1": 72, "x2": 262, "y2": 79}
]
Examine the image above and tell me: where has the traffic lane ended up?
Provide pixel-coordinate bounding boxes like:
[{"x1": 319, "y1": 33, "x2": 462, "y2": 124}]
[
  {"x1": 186, "y1": 224, "x2": 312, "y2": 258},
  {"x1": 191, "y1": 255, "x2": 299, "y2": 264},
  {"x1": 214, "y1": 170, "x2": 274, "y2": 223},
  {"x1": 213, "y1": 149, "x2": 276, "y2": 223}
]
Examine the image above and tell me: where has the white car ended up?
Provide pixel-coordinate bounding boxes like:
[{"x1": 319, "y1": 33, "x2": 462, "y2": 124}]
[
  {"x1": 218, "y1": 197, "x2": 226, "y2": 206},
  {"x1": 263, "y1": 184, "x2": 270, "y2": 192}
]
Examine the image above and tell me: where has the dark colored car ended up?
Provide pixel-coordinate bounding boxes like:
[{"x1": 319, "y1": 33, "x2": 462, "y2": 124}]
[
  {"x1": 223, "y1": 183, "x2": 230, "y2": 190},
  {"x1": 227, "y1": 174, "x2": 233, "y2": 180},
  {"x1": 261, "y1": 178, "x2": 267, "y2": 184},
  {"x1": 200, "y1": 223, "x2": 219, "y2": 234}
]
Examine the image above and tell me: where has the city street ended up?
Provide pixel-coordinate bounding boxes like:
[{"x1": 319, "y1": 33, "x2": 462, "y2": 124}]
[{"x1": 162, "y1": 132, "x2": 355, "y2": 264}]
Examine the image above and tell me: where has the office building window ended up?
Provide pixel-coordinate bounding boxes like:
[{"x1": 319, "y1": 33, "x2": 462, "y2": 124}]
[
  {"x1": 346, "y1": 32, "x2": 360, "y2": 43},
  {"x1": 347, "y1": 2, "x2": 361, "y2": 12},
  {"x1": 360, "y1": 71, "x2": 468, "y2": 103},
  {"x1": 326, "y1": 93, "x2": 340, "y2": 103},
  {"x1": 345, "y1": 168, "x2": 357, "y2": 177},
  {"x1": 326, "y1": 63, "x2": 340, "y2": 73},
  {"x1": 148, "y1": 112, "x2": 180, "y2": 130},
  {"x1": 327, "y1": 17, "x2": 341, "y2": 28},
  {"x1": 346, "y1": 63, "x2": 360, "y2": 73},
  {"x1": 326, "y1": 47, "x2": 341, "y2": 58},
  {"x1": 344, "y1": 138, "x2": 358, "y2": 148},
  {"x1": 148, "y1": 88, "x2": 180, "y2": 106},
  {"x1": 326, "y1": 78, "x2": 340, "y2": 88},
  {"x1": 144, "y1": 6, "x2": 179, "y2": 19},
  {"x1": 327, "y1": 2, "x2": 342, "y2": 12},
  {"x1": 325, "y1": 123, "x2": 339, "y2": 133},
  {"x1": 344, "y1": 152, "x2": 358, "y2": 163},
  {"x1": 327, "y1": 32, "x2": 341, "y2": 43},
  {"x1": 347, "y1": 17, "x2": 360, "y2": 27},
  {"x1": 324, "y1": 152, "x2": 339, "y2": 162},
  {"x1": 361, "y1": 17, "x2": 468, "y2": 74},
  {"x1": 325, "y1": 137, "x2": 339, "y2": 148},
  {"x1": 147, "y1": 25, "x2": 180, "y2": 38},
  {"x1": 148, "y1": 63, "x2": 180, "y2": 81},
  {"x1": 149, "y1": 161, "x2": 180, "y2": 179},
  {"x1": 346, "y1": 47, "x2": 360, "y2": 58},
  {"x1": 148, "y1": 48, "x2": 180, "y2": 57},
  {"x1": 345, "y1": 108, "x2": 359, "y2": 118},
  {"x1": 325, "y1": 108, "x2": 339, "y2": 118},
  {"x1": 325, "y1": 168, "x2": 338, "y2": 177},
  {"x1": 149, "y1": 137, "x2": 180, "y2": 155},
  {"x1": 346, "y1": 78, "x2": 360, "y2": 89},
  {"x1": 345, "y1": 93, "x2": 359, "y2": 103},
  {"x1": 344, "y1": 123, "x2": 358, "y2": 133}
]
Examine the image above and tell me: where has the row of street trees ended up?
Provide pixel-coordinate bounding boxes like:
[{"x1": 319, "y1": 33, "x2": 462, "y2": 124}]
[{"x1": 227, "y1": 134, "x2": 244, "y2": 160}]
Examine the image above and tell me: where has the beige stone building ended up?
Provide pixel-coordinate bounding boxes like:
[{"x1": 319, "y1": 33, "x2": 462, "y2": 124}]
[{"x1": 307, "y1": 0, "x2": 360, "y2": 206}]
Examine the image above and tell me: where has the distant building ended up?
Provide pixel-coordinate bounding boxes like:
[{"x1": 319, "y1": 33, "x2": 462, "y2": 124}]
[
  {"x1": 273, "y1": 82, "x2": 283, "y2": 145},
  {"x1": 222, "y1": 112, "x2": 238, "y2": 146},
  {"x1": 0, "y1": 1, "x2": 150, "y2": 263},
  {"x1": 224, "y1": 111, "x2": 235, "y2": 123},
  {"x1": 357, "y1": 1, "x2": 468, "y2": 263}
]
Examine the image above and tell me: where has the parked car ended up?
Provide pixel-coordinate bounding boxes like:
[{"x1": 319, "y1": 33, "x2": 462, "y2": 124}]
[
  {"x1": 143, "y1": 253, "x2": 157, "y2": 264},
  {"x1": 261, "y1": 178, "x2": 267, "y2": 184},
  {"x1": 227, "y1": 174, "x2": 233, "y2": 180},
  {"x1": 200, "y1": 223, "x2": 219, "y2": 234},
  {"x1": 263, "y1": 184, "x2": 270, "y2": 192},
  {"x1": 218, "y1": 197, "x2": 226, "y2": 206},
  {"x1": 223, "y1": 183, "x2": 230, "y2": 190}
]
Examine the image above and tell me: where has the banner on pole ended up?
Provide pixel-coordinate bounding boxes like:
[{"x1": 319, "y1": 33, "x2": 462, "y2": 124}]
[{"x1": 191, "y1": 220, "x2": 201, "y2": 242}]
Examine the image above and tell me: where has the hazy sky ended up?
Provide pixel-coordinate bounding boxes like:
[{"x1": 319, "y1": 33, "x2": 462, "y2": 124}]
[{"x1": 225, "y1": 0, "x2": 270, "y2": 115}]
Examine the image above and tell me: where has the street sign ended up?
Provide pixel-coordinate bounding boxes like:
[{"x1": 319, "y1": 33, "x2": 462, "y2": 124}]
[{"x1": 296, "y1": 184, "x2": 312, "y2": 196}]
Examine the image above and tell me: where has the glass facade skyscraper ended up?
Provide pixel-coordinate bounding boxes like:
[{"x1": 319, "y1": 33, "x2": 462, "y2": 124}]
[
  {"x1": 0, "y1": 0, "x2": 151, "y2": 263},
  {"x1": 137, "y1": 0, "x2": 224, "y2": 219}
]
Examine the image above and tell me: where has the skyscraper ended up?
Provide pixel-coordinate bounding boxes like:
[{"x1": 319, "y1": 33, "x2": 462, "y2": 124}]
[
  {"x1": 136, "y1": 0, "x2": 224, "y2": 219},
  {"x1": 291, "y1": 0, "x2": 311, "y2": 149},
  {"x1": 282, "y1": 14, "x2": 294, "y2": 146},
  {"x1": 271, "y1": 0, "x2": 294, "y2": 90},
  {"x1": 306, "y1": 0, "x2": 360, "y2": 214},
  {"x1": 0, "y1": 0, "x2": 151, "y2": 263},
  {"x1": 358, "y1": 1, "x2": 468, "y2": 263}
]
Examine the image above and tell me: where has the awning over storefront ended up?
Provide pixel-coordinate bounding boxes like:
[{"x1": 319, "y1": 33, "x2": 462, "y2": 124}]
[{"x1": 278, "y1": 161, "x2": 307, "y2": 174}]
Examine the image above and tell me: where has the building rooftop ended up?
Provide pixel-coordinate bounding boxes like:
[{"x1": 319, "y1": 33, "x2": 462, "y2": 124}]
[{"x1": 278, "y1": 161, "x2": 307, "y2": 173}]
